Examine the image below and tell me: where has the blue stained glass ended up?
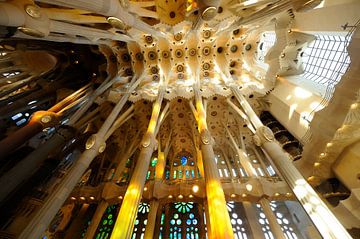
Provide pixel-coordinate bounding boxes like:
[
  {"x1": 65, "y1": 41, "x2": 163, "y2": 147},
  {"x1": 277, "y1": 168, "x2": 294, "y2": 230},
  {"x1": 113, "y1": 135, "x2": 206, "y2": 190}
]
[
  {"x1": 186, "y1": 170, "x2": 190, "y2": 179},
  {"x1": 191, "y1": 170, "x2": 195, "y2": 178},
  {"x1": 181, "y1": 156, "x2": 188, "y2": 165},
  {"x1": 187, "y1": 219, "x2": 192, "y2": 225},
  {"x1": 165, "y1": 170, "x2": 170, "y2": 179}
]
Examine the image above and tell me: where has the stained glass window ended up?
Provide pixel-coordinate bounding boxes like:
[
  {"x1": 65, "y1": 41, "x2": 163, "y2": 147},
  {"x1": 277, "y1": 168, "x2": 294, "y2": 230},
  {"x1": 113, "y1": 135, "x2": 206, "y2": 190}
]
[{"x1": 95, "y1": 205, "x2": 118, "y2": 239}]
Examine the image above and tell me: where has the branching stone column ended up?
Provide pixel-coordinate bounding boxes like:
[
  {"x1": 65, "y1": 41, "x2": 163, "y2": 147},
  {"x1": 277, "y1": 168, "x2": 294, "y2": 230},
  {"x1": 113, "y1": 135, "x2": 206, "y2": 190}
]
[
  {"x1": 232, "y1": 88, "x2": 352, "y2": 239},
  {"x1": 110, "y1": 88, "x2": 165, "y2": 239},
  {"x1": 194, "y1": 86, "x2": 234, "y2": 239},
  {"x1": 18, "y1": 77, "x2": 139, "y2": 239},
  {"x1": 144, "y1": 200, "x2": 160, "y2": 239}
]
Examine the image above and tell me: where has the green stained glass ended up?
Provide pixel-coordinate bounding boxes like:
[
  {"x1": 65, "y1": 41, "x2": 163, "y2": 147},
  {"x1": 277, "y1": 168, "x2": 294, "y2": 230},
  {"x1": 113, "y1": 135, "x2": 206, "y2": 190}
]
[
  {"x1": 178, "y1": 170, "x2": 182, "y2": 179},
  {"x1": 173, "y1": 170, "x2": 177, "y2": 179},
  {"x1": 186, "y1": 170, "x2": 190, "y2": 179},
  {"x1": 146, "y1": 171, "x2": 151, "y2": 180},
  {"x1": 151, "y1": 158, "x2": 158, "y2": 167},
  {"x1": 174, "y1": 202, "x2": 194, "y2": 214},
  {"x1": 161, "y1": 213, "x2": 165, "y2": 225},
  {"x1": 95, "y1": 205, "x2": 118, "y2": 239},
  {"x1": 191, "y1": 170, "x2": 195, "y2": 178}
]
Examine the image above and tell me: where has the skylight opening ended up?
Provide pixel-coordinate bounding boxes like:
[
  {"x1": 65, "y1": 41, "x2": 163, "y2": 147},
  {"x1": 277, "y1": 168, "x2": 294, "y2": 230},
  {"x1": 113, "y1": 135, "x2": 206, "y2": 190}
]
[{"x1": 300, "y1": 34, "x2": 351, "y2": 87}]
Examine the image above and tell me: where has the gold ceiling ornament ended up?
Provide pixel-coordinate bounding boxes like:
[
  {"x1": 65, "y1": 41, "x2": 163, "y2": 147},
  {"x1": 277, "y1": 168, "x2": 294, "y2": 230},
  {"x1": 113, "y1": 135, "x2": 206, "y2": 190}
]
[
  {"x1": 17, "y1": 27, "x2": 45, "y2": 38},
  {"x1": 155, "y1": 0, "x2": 186, "y2": 26},
  {"x1": 201, "y1": 6, "x2": 217, "y2": 21}
]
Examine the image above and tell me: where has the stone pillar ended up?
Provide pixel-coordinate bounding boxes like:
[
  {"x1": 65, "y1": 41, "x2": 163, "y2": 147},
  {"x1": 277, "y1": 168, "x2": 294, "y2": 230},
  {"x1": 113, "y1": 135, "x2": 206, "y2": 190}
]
[
  {"x1": 259, "y1": 198, "x2": 286, "y2": 239},
  {"x1": 64, "y1": 204, "x2": 90, "y2": 239},
  {"x1": 144, "y1": 200, "x2": 160, "y2": 239},
  {"x1": 83, "y1": 201, "x2": 109, "y2": 239},
  {"x1": 243, "y1": 201, "x2": 264, "y2": 239},
  {"x1": 232, "y1": 88, "x2": 352, "y2": 239},
  {"x1": 194, "y1": 87, "x2": 233, "y2": 239},
  {"x1": 110, "y1": 89, "x2": 164, "y2": 239}
]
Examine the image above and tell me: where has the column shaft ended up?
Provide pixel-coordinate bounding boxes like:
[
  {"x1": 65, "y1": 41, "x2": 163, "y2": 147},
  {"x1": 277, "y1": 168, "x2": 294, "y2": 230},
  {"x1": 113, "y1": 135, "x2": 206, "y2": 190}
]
[
  {"x1": 0, "y1": 120, "x2": 43, "y2": 160},
  {"x1": 194, "y1": 87, "x2": 233, "y2": 239},
  {"x1": 259, "y1": 198, "x2": 286, "y2": 239},
  {"x1": 0, "y1": 126, "x2": 74, "y2": 202},
  {"x1": 232, "y1": 87, "x2": 352, "y2": 239},
  {"x1": 64, "y1": 204, "x2": 90, "y2": 239},
  {"x1": 111, "y1": 91, "x2": 164, "y2": 239},
  {"x1": 84, "y1": 201, "x2": 109, "y2": 239},
  {"x1": 144, "y1": 200, "x2": 160, "y2": 239},
  {"x1": 243, "y1": 201, "x2": 265, "y2": 239},
  {"x1": 155, "y1": 151, "x2": 165, "y2": 180}
]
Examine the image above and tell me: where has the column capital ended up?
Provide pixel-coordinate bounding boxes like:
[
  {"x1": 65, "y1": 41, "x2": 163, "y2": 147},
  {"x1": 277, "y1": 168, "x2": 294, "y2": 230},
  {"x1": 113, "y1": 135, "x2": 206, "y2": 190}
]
[
  {"x1": 30, "y1": 110, "x2": 59, "y2": 128},
  {"x1": 253, "y1": 126, "x2": 274, "y2": 146},
  {"x1": 140, "y1": 132, "x2": 158, "y2": 150}
]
